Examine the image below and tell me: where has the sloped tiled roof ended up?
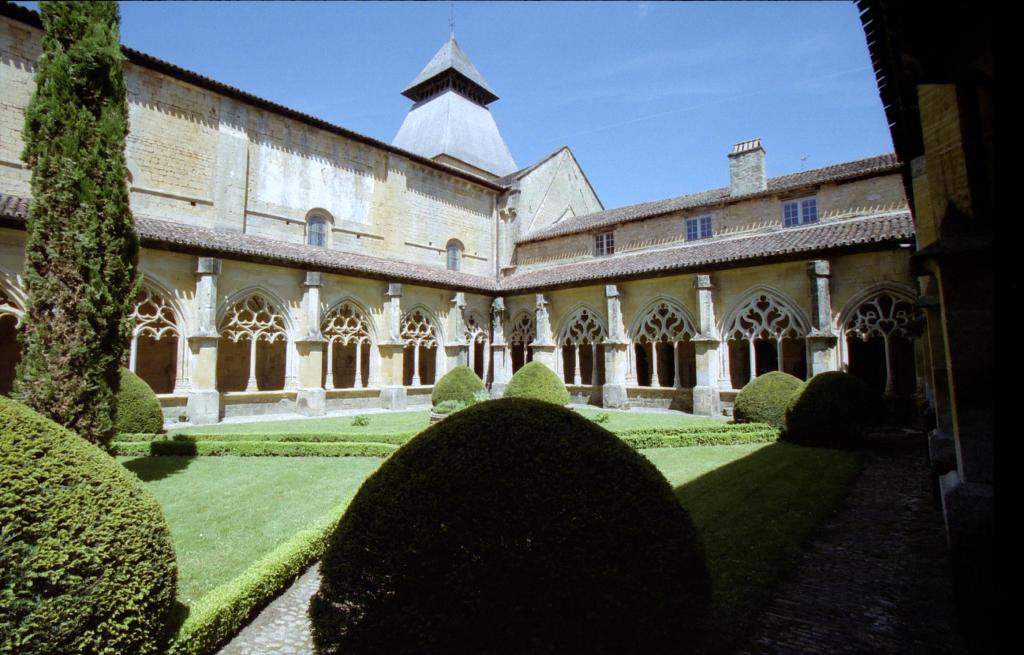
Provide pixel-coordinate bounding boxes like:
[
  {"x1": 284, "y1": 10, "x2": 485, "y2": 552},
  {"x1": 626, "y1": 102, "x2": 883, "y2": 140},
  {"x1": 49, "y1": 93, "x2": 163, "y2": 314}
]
[
  {"x1": 402, "y1": 37, "x2": 498, "y2": 103},
  {"x1": 520, "y1": 153, "x2": 901, "y2": 244},
  {"x1": 1, "y1": 192, "x2": 913, "y2": 295},
  {"x1": 501, "y1": 212, "x2": 915, "y2": 292}
]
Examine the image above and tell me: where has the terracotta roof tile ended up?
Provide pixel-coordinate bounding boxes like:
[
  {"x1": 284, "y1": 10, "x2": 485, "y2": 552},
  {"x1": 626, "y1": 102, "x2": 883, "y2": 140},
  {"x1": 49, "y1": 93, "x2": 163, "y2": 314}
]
[
  {"x1": 500, "y1": 212, "x2": 915, "y2": 292},
  {"x1": 519, "y1": 153, "x2": 901, "y2": 244},
  {"x1": 1, "y1": 197, "x2": 912, "y2": 296}
]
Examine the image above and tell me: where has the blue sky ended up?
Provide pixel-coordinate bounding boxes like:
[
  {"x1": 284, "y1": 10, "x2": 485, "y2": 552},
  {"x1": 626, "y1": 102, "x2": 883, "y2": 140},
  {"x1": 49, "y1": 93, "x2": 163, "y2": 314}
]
[{"x1": 15, "y1": 1, "x2": 893, "y2": 210}]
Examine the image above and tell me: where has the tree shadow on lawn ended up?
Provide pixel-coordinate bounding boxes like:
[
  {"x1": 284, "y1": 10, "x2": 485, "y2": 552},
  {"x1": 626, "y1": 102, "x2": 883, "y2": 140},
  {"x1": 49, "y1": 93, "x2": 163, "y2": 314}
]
[
  {"x1": 672, "y1": 442, "x2": 864, "y2": 654},
  {"x1": 120, "y1": 453, "x2": 196, "y2": 482}
]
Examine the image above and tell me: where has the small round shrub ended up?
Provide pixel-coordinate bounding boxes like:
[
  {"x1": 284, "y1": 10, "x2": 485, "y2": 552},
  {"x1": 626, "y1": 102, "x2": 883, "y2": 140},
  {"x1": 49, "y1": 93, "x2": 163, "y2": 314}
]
[
  {"x1": 310, "y1": 398, "x2": 710, "y2": 655},
  {"x1": 502, "y1": 360, "x2": 570, "y2": 405},
  {"x1": 114, "y1": 367, "x2": 164, "y2": 434},
  {"x1": 733, "y1": 371, "x2": 803, "y2": 429},
  {"x1": 784, "y1": 371, "x2": 885, "y2": 448},
  {"x1": 0, "y1": 395, "x2": 177, "y2": 654},
  {"x1": 431, "y1": 365, "x2": 486, "y2": 406}
]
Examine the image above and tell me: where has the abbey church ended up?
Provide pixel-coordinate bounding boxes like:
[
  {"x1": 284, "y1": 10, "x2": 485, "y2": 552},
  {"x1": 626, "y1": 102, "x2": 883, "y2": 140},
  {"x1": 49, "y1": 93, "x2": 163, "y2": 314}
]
[{"x1": 0, "y1": 4, "x2": 925, "y2": 425}]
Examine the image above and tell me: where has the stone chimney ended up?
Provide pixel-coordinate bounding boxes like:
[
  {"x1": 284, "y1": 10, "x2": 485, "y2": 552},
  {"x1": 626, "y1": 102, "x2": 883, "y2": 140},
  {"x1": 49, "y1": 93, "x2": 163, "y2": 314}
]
[{"x1": 728, "y1": 138, "x2": 767, "y2": 196}]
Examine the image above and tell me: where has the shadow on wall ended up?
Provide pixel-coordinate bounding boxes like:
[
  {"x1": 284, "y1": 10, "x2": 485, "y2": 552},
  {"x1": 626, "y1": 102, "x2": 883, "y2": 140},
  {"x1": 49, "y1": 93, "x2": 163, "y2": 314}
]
[{"x1": 121, "y1": 454, "x2": 196, "y2": 482}]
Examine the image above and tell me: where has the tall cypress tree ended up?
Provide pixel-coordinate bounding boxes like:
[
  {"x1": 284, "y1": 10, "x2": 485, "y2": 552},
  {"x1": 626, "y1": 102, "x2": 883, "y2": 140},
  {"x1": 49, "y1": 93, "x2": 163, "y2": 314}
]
[{"x1": 15, "y1": 1, "x2": 139, "y2": 447}]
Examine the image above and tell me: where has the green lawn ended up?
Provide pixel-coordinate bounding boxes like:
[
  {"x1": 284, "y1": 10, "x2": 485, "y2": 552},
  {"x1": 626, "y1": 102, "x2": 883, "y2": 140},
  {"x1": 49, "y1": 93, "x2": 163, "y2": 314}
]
[
  {"x1": 168, "y1": 410, "x2": 430, "y2": 436},
  {"x1": 121, "y1": 440, "x2": 860, "y2": 651},
  {"x1": 644, "y1": 443, "x2": 863, "y2": 651},
  {"x1": 118, "y1": 456, "x2": 380, "y2": 606}
]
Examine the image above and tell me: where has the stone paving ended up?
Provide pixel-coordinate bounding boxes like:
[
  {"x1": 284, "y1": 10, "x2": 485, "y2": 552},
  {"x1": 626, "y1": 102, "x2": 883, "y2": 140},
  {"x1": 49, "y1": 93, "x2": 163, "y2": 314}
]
[
  {"x1": 216, "y1": 564, "x2": 320, "y2": 655},
  {"x1": 739, "y1": 439, "x2": 967, "y2": 654},
  {"x1": 217, "y1": 435, "x2": 966, "y2": 655}
]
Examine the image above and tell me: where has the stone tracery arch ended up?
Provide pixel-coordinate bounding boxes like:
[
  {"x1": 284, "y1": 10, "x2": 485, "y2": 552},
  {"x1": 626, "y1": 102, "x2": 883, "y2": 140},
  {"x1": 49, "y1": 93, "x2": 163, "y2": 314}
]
[
  {"x1": 629, "y1": 299, "x2": 698, "y2": 388},
  {"x1": 129, "y1": 284, "x2": 183, "y2": 394},
  {"x1": 401, "y1": 306, "x2": 441, "y2": 386},
  {"x1": 840, "y1": 286, "x2": 922, "y2": 396},
  {"x1": 217, "y1": 291, "x2": 290, "y2": 392},
  {"x1": 321, "y1": 300, "x2": 375, "y2": 389},
  {"x1": 508, "y1": 311, "x2": 535, "y2": 372},
  {"x1": 557, "y1": 305, "x2": 607, "y2": 386},
  {"x1": 0, "y1": 284, "x2": 24, "y2": 396},
  {"x1": 722, "y1": 288, "x2": 809, "y2": 386},
  {"x1": 464, "y1": 309, "x2": 490, "y2": 382}
]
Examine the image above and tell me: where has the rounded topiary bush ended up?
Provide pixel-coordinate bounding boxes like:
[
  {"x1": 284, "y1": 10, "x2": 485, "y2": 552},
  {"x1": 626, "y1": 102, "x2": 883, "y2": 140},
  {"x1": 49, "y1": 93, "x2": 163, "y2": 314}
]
[
  {"x1": 115, "y1": 367, "x2": 164, "y2": 434},
  {"x1": 733, "y1": 371, "x2": 804, "y2": 429},
  {"x1": 310, "y1": 398, "x2": 710, "y2": 655},
  {"x1": 0, "y1": 395, "x2": 177, "y2": 655},
  {"x1": 431, "y1": 365, "x2": 486, "y2": 406},
  {"x1": 784, "y1": 371, "x2": 884, "y2": 448},
  {"x1": 502, "y1": 360, "x2": 570, "y2": 405}
]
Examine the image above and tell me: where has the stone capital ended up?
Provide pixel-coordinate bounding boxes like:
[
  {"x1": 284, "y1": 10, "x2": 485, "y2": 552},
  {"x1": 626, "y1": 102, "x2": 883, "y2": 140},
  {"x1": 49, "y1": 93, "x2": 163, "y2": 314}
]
[
  {"x1": 303, "y1": 271, "x2": 323, "y2": 287},
  {"x1": 196, "y1": 257, "x2": 221, "y2": 276},
  {"x1": 694, "y1": 274, "x2": 713, "y2": 290},
  {"x1": 807, "y1": 259, "x2": 831, "y2": 278},
  {"x1": 386, "y1": 282, "x2": 402, "y2": 298}
]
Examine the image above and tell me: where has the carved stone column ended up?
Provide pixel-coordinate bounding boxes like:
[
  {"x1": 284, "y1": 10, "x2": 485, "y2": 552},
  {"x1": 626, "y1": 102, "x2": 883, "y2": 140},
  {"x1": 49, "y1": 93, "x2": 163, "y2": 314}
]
[
  {"x1": 919, "y1": 276, "x2": 956, "y2": 481},
  {"x1": 805, "y1": 259, "x2": 838, "y2": 376},
  {"x1": 295, "y1": 271, "x2": 326, "y2": 416},
  {"x1": 692, "y1": 274, "x2": 722, "y2": 417},
  {"x1": 602, "y1": 285, "x2": 629, "y2": 409},
  {"x1": 529, "y1": 293, "x2": 557, "y2": 370},
  {"x1": 186, "y1": 257, "x2": 222, "y2": 424},
  {"x1": 490, "y1": 297, "x2": 510, "y2": 397},
  {"x1": 378, "y1": 283, "x2": 407, "y2": 410},
  {"x1": 446, "y1": 292, "x2": 468, "y2": 372}
]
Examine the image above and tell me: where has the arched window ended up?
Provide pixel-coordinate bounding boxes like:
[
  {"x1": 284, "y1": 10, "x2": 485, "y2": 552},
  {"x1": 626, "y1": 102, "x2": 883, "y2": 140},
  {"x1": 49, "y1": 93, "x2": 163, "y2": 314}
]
[
  {"x1": 843, "y1": 291, "x2": 922, "y2": 397},
  {"x1": 401, "y1": 309, "x2": 440, "y2": 386},
  {"x1": 0, "y1": 288, "x2": 22, "y2": 396},
  {"x1": 446, "y1": 240, "x2": 463, "y2": 272},
  {"x1": 508, "y1": 312, "x2": 536, "y2": 373},
  {"x1": 321, "y1": 302, "x2": 373, "y2": 389},
  {"x1": 129, "y1": 287, "x2": 180, "y2": 394},
  {"x1": 724, "y1": 291, "x2": 808, "y2": 387},
  {"x1": 558, "y1": 307, "x2": 607, "y2": 386},
  {"x1": 630, "y1": 300, "x2": 698, "y2": 388},
  {"x1": 217, "y1": 293, "x2": 289, "y2": 392},
  {"x1": 464, "y1": 311, "x2": 490, "y2": 382},
  {"x1": 307, "y1": 215, "x2": 328, "y2": 247}
]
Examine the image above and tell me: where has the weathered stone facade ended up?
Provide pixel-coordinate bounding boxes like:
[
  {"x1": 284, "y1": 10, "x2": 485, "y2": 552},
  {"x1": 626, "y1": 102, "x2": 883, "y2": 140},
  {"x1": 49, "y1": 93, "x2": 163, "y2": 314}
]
[{"x1": 0, "y1": 5, "x2": 924, "y2": 426}]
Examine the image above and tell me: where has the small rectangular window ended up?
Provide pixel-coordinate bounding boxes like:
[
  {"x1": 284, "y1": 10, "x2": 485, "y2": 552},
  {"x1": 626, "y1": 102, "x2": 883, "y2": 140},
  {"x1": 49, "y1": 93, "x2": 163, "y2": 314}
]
[
  {"x1": 595, "y1": 231, "x2": 614, "y2": 256},
  {"x1": 783, "y1": 197, "x2": 818, "y2": 227},
  {"x1": 686, "y1": 215, "x2": 713, "y2": 241}
]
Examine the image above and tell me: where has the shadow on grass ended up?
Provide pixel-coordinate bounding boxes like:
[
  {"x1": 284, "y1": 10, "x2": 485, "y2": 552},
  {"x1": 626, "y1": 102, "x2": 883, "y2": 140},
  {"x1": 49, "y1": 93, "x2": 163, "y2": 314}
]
[
  {"x1": 121, "y1": 453, "x2": 197, "y2": 482},
  {"x1": 673, "y1": 442, "x2": 864, "y2": 654}
]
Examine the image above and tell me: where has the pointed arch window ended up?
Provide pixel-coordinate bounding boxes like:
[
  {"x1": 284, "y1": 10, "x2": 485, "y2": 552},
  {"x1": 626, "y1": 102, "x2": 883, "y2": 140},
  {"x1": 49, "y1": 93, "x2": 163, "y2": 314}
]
[
  {"x1": 322, "y1": 302, "x2": 373, "y2": 389},
  {"x1": 559, "y1": 307, "x2": 607, "y2": 386},
  {"x1": 843, "y1": 291, "x2": 922, "y2": 397},
  {"x1": 631, "y1": 301, "x2": 698, "y2": 388},
  {"x1": 0, "y1": 288, "x2": 23, "y2": 396},
  {"x1": 218, "y1": 294, "x2": 289, "y2": 392},
  {"x1": 465, "y1": 311, "x2": 490, "y2": 382},
  {"x1": 401, "y1": 309, "x2": 440, "y2": 386},
  {"x1": 508, "y1": 312, "x2": 536, "y2": 373},
  {"x1": 724, "y1": 292, "x2": 808, "y2": 386},
  {"x1": 129, "y1": 287, "x2": 181, "y2": 394}
]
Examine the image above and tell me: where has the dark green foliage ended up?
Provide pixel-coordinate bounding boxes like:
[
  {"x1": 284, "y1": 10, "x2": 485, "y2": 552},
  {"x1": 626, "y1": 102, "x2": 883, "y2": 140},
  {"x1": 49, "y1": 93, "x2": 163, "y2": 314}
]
[
  {"x1": 618, "y1": 423, "x2": 778, "y2": 449},
  {"x1": 430, "y1": 365, "x2": 485, "y2": 406},
  {"x1": 310, "y1": 398, "x2": 711, "y2": 654},
  {"x1": 733, "y1": 371, "x2": 804, "y2": 429},
  {"x1": 502, "y1": 360, "x2": 570, "y2": 405},
  {"x1": 110, "y1": 440, "x2": 397, "y2": 458},
  {"x1": 115, "y1": 368, "x2": 164, "y2": 434},
  {"x1": 14, "y1": 1, "x2": 139, "y2": 447},
  {"x1": 0, "y1": 395, "x2": 177, "y2": 654},
  {"x1": 784, "y1": 371, "x2": 884, "y2": 448}
]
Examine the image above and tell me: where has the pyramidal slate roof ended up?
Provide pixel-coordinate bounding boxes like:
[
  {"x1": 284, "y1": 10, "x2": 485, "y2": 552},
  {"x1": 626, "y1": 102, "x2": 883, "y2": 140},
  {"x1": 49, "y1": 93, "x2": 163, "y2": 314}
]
[{"x1": 402, "y1": 37, "x2": 498, "y2": 104}]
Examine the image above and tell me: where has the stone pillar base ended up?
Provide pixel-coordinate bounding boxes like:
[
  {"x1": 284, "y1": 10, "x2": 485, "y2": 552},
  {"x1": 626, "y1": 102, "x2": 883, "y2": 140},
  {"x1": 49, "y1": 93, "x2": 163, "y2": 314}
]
[
  {"x1": 379, "y1": 385, "x2": 408, "y2": 411},
  {"x1": 602, "y1": 383, "x2": 629, "y2": 409},
  {"x1": 186, "y1": 389, "x2": 221, "y2": 425},
  {"x1": 530, "y1": 343, "x2": 557, "y2": 371},
  {"x1": 692, "y1": 385, "x2": 722, "y2": 417},
  {"x1": 490, "y1": 382, "x2": 507, "y2": 399},
  {"x1": 296, "y1": 388, "x2": 326, "y2": 416}
]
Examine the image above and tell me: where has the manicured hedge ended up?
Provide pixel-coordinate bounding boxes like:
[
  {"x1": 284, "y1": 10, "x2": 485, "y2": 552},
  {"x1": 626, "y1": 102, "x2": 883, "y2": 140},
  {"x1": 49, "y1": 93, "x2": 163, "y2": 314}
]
[
  {"x1": 618, "y1": 423, "x2": 778, "y2": 449},
  {"x1": 310, "y1": 398, "x2": 711, "y2": 654},
  {"x1": 0, "y1": 396, "x2": 177, "y2": 655},
  {"x1": 110, "y1": 440, "x2": 397, "y2": 458},
  {"x1": 115, "y1": 431, "x2": 418, "y2": 445},
  {"x1": 115, "y1": 367, "x2": 165, "y2": 434},
  {"x1": 784, "y1": 371, "x2": 884, "y2": 448},
  {"x1": 733, "y1": 371, "x2": 804, "y2": 429},
  {"x1": 431, "y1": 365, "x2": 486, "y2": 406},
  {"x1": 168, "y1": 502, "x2": 347, "y2": 655},
  {"x1": 502, "y1": 360, "x2": 570, "y2": 405}
]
